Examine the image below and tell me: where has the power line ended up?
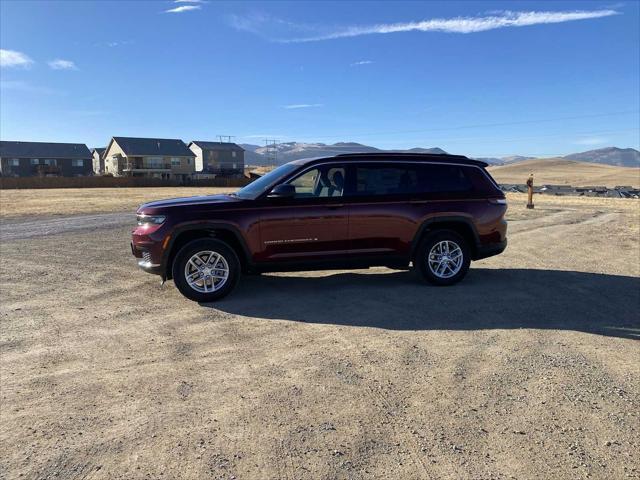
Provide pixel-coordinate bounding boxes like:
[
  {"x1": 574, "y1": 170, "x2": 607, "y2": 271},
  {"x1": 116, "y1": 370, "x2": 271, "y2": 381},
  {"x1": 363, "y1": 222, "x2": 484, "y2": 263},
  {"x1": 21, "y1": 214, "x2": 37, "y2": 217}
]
[{"x1": 281, "y1": 109, "x2": 640, "y2": 140}]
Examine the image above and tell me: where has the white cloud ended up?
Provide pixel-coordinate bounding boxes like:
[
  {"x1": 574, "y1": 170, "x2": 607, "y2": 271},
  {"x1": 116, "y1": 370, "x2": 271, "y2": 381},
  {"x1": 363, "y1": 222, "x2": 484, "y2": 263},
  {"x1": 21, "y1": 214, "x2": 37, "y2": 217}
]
[
  {"x1": 283, "y1": 104, "x2": 324, "y2": 109},
  {"x1": 165, "y1": 5, "x2": 201, "y2": 13},
  {"x1": 69, "y1": 110, "x2": 109, "y2": 117},
  {"x1": 351, "y1": 60, "x2": 373, "y2": 66},
  {"x1": 48, "y1": 59, "x2": 78, "y2": 70},
  {"x1": 574, "y1": 137, "x2": 609, "y2": 146},
  {"x1": 0, "y1": 80, "x2": 62, "y2": 95},
  {"x1": 232, "y1": 9, "x2": 619, "y2": 43},
  {"x1": 0, "y1": 49, "x2": 34, "y2": 68},
  {"x1": 97, "y1": 40, "x2": 134, "y2": 48}
]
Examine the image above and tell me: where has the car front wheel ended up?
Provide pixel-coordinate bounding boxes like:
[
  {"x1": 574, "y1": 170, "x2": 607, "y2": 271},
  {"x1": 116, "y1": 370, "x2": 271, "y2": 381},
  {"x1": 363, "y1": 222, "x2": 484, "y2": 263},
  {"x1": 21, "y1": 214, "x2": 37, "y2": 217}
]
[
  {"x1": 415, "y1": 230, "x2": 471, "y2": 286},
  {"x1": 172, "y1": 238, "x2": 240, "y2": 302}
]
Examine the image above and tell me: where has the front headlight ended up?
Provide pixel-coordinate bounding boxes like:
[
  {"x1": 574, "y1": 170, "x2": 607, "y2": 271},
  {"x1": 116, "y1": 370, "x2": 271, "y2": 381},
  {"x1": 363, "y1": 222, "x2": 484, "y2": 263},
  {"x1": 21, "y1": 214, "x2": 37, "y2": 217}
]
[{"x1": 137, "y1": 214, "x2": 166, "y2": 226}]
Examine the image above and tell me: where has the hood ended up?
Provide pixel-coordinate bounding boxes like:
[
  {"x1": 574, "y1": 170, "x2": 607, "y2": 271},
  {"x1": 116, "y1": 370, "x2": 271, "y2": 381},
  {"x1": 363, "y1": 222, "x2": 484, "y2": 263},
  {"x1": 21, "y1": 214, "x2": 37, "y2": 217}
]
[{"x1": 137, "y1": 194, "x2": 242, "y2": 213}]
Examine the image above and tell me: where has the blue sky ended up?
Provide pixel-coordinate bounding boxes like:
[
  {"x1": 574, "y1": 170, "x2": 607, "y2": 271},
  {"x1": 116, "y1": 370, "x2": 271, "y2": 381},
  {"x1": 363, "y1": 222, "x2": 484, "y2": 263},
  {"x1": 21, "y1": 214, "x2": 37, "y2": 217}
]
[{"x1": 1, "y1": 0, "x2": 638, "y2": 157}]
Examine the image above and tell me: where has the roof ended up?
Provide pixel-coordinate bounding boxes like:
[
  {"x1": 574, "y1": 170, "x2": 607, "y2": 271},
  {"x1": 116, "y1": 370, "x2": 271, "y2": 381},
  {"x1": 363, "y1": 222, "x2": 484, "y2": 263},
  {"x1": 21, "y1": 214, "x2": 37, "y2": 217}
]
[
  {"x1": 111, "y1": 137, "x2": 194, "y2": 157},
  {"x1": 290, "y1": 152, "x2": 488, "y2": 168},
  {"x1": 189, "y1": 141, "x2": 244, "y2": 152},
  {"x1": 92, "y1": 147, "x2": 106, "y2": 157},
  {"x1": 0, "y1": 141, "x2": 92, "y2": 159}
]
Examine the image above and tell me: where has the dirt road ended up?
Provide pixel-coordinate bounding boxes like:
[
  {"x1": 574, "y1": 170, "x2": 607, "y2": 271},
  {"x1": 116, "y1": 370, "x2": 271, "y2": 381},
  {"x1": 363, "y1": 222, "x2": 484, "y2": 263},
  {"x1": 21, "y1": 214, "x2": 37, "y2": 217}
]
[
  {"x1": 1, "y1": 195, "x2": 639, "y2": 479},
  {"x1": 0, "y1": 213, "x2": 131, "y2": 241}
]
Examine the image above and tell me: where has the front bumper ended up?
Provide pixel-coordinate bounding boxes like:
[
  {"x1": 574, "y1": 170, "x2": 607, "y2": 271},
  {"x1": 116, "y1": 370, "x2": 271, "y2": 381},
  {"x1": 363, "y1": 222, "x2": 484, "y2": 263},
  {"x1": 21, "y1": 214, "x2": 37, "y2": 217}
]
[{"x1": 131, "y1": 222, "x2": 166, "y2": 277}]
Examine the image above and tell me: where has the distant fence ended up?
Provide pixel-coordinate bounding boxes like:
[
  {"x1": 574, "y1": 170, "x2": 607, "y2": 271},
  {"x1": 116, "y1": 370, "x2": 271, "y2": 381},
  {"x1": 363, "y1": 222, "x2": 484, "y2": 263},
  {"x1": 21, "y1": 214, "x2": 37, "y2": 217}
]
[{"x1": 0, "y1": 176, "x2": 252, "y2": 190}]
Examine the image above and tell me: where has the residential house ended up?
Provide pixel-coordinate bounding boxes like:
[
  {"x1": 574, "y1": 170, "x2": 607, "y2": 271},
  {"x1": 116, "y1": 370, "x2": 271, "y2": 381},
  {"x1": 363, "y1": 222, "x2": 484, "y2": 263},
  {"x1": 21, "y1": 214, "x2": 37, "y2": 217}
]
[
  {"x1": 0, "y1": 141, "x2": 93, "y2": 177},
  {"x1": 188, "y1": 141, "x2": 244, "y2": 176},
  {"x1": 103, "y1": 137, "x2": 195, "y2": 180},
  {"x1": 92, "y1": 147, "x2": 106, "y2": 175}
]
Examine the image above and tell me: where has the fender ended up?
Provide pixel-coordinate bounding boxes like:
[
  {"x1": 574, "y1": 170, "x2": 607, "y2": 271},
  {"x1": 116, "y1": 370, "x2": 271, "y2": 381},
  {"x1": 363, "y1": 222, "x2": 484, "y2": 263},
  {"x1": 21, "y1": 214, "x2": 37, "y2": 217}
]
[
  {"x1": 162, "y1": 221, "x2": 253, "y2": 278},
  {"x1": 410, "y1": 215, "x2": 481, "y2": 258}
]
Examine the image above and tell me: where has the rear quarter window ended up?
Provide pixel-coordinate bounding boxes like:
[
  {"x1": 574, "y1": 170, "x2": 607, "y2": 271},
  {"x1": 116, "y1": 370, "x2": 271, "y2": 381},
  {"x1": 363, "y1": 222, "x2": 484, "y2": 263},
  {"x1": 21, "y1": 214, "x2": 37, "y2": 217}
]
[
  {"x1": 418, "y1": 164, "x2": 473, "y2": 193},
  {"x1": 464, "y1": 166, "x2": 503, "y2": 195}
]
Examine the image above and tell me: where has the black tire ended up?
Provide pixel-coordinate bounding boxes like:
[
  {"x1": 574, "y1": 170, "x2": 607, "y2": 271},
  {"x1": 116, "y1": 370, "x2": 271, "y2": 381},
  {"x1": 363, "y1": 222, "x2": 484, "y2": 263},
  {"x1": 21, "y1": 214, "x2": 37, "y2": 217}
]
[
  {"x1": 414, "y1": 230, "x2": 471, "y2": 286},
  {"x1": 172, "y1": 238, "x2": 240, "y2": 302}
]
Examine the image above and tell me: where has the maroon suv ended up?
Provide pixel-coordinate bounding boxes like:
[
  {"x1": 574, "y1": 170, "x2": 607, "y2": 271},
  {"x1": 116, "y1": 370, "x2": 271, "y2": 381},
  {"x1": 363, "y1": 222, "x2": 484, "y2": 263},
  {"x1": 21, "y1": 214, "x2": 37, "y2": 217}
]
[{"x1": 131, "y1": 153, "x2": 507, "y2": 302}]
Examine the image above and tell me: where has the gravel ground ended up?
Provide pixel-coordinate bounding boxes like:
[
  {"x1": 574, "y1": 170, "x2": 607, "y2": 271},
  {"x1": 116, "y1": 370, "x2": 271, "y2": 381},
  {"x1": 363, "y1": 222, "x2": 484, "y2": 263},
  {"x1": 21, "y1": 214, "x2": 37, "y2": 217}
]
[
  {"x1": 0, "y1": 213, "x2": 131, "y2": 241},
  {"x1": 0, "y1": 196, "x2": 639, "y2": 479}
]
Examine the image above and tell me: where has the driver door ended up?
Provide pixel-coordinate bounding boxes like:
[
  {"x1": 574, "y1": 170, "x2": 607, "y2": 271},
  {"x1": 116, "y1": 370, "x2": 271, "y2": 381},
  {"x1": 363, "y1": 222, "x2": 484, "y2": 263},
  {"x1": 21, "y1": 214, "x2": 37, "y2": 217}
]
[{"x1": 256, "y1": 164, "x2": 349, "y2": 263}]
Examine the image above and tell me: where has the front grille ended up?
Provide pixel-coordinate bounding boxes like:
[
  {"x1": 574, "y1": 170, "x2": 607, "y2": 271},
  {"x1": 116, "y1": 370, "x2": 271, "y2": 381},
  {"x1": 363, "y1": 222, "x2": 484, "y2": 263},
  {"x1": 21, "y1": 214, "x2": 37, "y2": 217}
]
[{"x1": 142, "y1": 251, "x2": 152, "y2": 263}]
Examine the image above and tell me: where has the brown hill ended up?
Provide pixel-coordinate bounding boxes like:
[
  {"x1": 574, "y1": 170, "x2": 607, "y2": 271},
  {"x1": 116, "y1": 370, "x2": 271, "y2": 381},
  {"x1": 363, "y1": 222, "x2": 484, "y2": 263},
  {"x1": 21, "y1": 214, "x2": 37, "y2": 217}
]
[{"x1": 487, "y1": 158, "x2": 640, "y2": 188}]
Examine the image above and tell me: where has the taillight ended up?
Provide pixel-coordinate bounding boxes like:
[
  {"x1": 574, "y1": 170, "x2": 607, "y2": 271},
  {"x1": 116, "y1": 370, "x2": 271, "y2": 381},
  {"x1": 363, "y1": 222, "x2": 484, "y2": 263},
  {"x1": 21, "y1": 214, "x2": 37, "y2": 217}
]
[{"x1": 488, "y1": 198, "x2": 507, "y2": 205}]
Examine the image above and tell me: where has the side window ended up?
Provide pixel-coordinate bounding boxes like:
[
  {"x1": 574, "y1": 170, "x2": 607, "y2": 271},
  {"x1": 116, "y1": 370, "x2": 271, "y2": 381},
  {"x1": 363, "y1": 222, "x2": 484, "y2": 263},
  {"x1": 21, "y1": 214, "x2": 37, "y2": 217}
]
[
  {"x1": 353, "y1": 165, "x2": 419, "y2": 196},
  {"x1": 418, "y1": 165, "x2": 473, "y2": 193},
  {"x1": 289, "y1": 166, "x2": 345, "y2": 198}
]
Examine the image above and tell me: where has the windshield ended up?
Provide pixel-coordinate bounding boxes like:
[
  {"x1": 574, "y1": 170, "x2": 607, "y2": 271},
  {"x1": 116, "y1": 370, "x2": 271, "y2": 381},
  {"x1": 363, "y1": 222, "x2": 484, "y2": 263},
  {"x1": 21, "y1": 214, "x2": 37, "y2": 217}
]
[{"x1": 235, "y1": 163, "x2": 299, "y2": 200}]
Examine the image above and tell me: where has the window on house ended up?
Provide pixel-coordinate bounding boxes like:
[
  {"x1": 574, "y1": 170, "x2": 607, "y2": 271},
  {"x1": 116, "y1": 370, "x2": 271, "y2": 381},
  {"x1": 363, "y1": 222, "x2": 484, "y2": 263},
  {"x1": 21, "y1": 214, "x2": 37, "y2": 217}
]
[
  {"x1": 43, "y1": 159, "x2": 57, "y2": 166},
  {"x1": 9, "y1": 159, "x2": 20, "y2": 166},
  {"x1": 146, "y1": 157, "x2": 163, "y2": 168},
  {"x1": 171, "y1": 157, "x2": 181, "y2": 166},
  {"x1": 72, "y1": 159, "x2": 85, "y2": 167},
  {"x1": 31, "y1": 159, "x2": 40, "y2": 165},
  {"x1": 232, "y1": 151, "x2": 237, "y2": 158}
]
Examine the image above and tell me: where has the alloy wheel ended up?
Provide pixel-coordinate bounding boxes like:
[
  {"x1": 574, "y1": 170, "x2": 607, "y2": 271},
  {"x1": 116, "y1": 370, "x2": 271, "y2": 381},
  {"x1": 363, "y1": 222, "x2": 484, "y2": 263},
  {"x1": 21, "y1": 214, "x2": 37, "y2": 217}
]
[
  {"x1": 427, "y1": 240, "x2": 464, "y2": 279},
  {"x1": 184, "y1": 250, "x2": 230, "y2": 293}
]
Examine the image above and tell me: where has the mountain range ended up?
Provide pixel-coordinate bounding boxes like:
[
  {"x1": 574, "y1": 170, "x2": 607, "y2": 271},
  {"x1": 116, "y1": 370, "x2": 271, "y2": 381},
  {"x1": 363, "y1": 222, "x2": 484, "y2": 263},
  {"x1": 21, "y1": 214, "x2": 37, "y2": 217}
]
[
  {"x1": 239, "y1": 143, "x2": 639, "y2": 168},
  {"x1": 240, "y1": 142, "x2": 446, "y2": 165}
]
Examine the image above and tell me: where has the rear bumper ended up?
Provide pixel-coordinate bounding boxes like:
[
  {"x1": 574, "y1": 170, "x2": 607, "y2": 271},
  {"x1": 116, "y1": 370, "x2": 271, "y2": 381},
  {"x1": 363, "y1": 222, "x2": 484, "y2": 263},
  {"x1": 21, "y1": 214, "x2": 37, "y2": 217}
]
[{"x1": 474, "y1": 238, "x2": 507, "y2": 260}]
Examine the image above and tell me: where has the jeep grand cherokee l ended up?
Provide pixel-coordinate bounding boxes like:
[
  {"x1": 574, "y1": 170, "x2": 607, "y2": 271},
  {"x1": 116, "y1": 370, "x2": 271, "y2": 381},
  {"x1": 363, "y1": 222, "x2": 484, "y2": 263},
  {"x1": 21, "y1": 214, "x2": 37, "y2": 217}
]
[{"x1": 131, "y1": 153, "x2": 507, "y2": 302}]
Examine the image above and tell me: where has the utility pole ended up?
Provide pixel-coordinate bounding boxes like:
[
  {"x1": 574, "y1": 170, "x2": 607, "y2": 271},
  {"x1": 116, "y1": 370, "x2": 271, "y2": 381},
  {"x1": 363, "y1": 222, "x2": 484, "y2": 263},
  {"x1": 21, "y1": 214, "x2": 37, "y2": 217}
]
[{"x1": 264, "y1": 139, "x2": 278, "y2": 166}]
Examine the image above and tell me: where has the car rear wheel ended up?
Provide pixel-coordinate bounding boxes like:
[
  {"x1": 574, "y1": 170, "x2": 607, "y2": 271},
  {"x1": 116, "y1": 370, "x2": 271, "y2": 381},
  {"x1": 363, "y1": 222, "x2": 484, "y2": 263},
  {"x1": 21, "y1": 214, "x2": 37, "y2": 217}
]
[
  {"x1": 415, "y1": 230, "x2": 471, "y2": 286},
  {"x1": 172, "y1": 239, "x2": 240, "y2": 302}
]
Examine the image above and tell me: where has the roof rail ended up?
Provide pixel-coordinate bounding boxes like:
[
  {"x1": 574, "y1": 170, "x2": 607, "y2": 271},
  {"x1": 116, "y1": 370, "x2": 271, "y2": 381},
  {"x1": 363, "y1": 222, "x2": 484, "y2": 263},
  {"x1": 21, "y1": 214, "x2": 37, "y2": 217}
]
[{"x1": 331, "y1": 152, "x2": 487, "y2": 167}]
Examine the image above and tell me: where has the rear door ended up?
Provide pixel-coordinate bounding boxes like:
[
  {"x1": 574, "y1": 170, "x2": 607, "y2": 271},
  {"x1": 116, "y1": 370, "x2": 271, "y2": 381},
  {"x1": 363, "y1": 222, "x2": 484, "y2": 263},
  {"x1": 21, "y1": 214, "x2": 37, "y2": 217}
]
[
  {"x1": 256, "y1": 163, "x2": 349, "y2": 263},
  {"x1": 345, "y1": 162, "x2": 420, "y2": 260}
]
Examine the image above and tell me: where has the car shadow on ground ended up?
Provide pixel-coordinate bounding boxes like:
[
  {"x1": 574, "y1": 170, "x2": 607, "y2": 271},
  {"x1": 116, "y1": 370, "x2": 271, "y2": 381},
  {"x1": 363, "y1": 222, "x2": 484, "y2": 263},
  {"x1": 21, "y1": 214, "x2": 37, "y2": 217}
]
[{"x1": 206, "y1": 268, "x2": 640, "y2": 340}]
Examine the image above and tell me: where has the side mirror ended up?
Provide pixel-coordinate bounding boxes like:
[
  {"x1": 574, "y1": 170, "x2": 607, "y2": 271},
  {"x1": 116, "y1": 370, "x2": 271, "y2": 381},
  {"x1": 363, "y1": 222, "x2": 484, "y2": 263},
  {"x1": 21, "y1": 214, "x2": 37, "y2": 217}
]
[{"x1": 268, "y1": 184, "x2": 296, "y2": 198}]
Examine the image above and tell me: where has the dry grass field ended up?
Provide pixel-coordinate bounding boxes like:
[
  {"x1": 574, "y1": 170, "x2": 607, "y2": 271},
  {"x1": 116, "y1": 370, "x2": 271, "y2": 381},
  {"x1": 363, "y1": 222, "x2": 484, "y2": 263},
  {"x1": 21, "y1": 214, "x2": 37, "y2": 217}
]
[
  {"x1": 0, "y1": 187, "x2": 235, "y2": 219},
  {"x1": 1, "y1": 188, "x2": 639, "y2": 479},
  {"x1": 488, "y1": 158, "x2": 640, "y2": 187}
]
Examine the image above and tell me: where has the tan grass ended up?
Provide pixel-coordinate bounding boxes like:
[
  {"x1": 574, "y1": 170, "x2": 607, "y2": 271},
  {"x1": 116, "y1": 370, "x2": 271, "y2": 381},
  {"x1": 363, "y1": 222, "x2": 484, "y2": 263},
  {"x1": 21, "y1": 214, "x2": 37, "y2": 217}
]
[
  {"x1": 1, "y1": 187, "x2": 637, "y2": 220},
  {"x1": 0, "y1": 187, "x2": 236, "y2": 219},
  {"x1": 488, "y1": 158, "x2": 640, "y2": 188}
]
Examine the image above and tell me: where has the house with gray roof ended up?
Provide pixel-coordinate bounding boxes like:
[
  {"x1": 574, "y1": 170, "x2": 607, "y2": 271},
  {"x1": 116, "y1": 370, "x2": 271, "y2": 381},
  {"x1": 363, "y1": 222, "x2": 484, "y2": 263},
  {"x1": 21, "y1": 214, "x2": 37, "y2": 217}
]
[
  {"x1": 0, "y1": 141, "x2": 93, "y2": 177},
  {"x1": 103, "y1": 137, "x2": 195, "y2": 180},
  {"x1": 188, "y1": 141, "x2": 244, "y2": 177},
  {"x1": 92, "y1": 147, "x2": 106, "y2": 175}
]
